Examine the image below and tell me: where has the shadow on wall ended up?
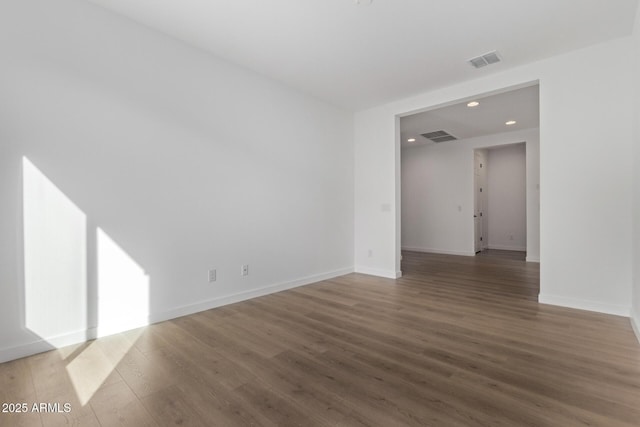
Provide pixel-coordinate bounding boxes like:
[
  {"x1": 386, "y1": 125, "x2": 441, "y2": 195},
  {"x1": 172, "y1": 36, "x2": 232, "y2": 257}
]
[{"x1": 22, "y1": 156, "x2": 149, "y2": 404}]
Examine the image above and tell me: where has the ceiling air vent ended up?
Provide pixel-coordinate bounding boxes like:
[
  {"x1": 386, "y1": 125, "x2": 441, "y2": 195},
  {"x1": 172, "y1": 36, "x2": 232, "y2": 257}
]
[
  {"x1": 468, "y1": 50, "x2": 502, "y2": 69},
  {"x1": 421, "y1": 130, "x2": 457, "y2": 143}
]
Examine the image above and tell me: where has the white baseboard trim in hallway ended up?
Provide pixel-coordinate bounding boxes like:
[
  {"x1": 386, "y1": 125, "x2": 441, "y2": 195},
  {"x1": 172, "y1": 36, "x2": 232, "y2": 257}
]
[
  {"x1": 354, "y1": 266, "x2": 401, "y2": 279},
  {"x1": 401, "y1": 247, "x2": 476, "y2": 257},
  {"x1": 539, "y1": 293, "x2": 631, "y2": 317}
]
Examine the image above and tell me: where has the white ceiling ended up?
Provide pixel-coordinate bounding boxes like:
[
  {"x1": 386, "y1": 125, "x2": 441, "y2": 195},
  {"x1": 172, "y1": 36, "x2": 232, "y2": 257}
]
[
  {"x1": 400, "y1": 84, "x2": 539, "y2": 148},
  {"x1": 84, "y1": 0, "x2": 638, "y2": 109}
]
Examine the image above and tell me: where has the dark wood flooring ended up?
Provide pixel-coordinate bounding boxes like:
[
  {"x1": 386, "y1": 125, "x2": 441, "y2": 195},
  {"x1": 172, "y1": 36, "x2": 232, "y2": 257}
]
[{"x1": 1, "y1": 251, "x2": 639, "y2": 426}]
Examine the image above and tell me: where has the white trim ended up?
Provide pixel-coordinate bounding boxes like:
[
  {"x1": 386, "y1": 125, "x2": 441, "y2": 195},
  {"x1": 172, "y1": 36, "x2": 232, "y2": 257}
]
[
  {"x1": 487, "y1": 244, "x2": 527, "y2": 252},
  {"x1": 525, "y1": 256, "x2": 540, "y2": 263},
  {"x1": 354, "y1": 266, "x2": 401, "y2": 279},
  {"x1": 0, "y1": 328, "x2": 96, "y2": 364},
  {"x1": 631, "y1": 311, "x2": 640, "y2": 344},
  {"x1": 0, "y1": 267, "x2": 353, "y2": 363},
  {"x1": 0, "y1": 341, "x2": 54, "y2": 364},
  {"x1": 539, "y1": 293, "x2": 631, "y2": 317},
  {"x1": 401, "y1": 246, "x2": 476, "y2": 257},
  {"x1": 148, "y1": 267, "x2": 354, "y2": 323}
]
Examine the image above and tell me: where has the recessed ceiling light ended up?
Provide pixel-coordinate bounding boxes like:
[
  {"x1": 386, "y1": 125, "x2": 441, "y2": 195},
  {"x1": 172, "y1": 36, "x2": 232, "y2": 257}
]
[
  {"x1": 407, "y1": 138, "x2": 416, "y2": 142},
  {"x1": 467, "y1": 101, "x2": 479, "y2": 107},
  {"x1": 505, "y1": 120, "x2": 517, "y2": 126}
]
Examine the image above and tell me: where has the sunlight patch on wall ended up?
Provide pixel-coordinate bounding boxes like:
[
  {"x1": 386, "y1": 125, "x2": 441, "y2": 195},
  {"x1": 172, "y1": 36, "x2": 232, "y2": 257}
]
[
  {"x1": 97, "y1": 228, "x2": 149, "y2": 337},
  {"x1": 23, "y1": 157, "x2": 151, "y2": 406},
  {"x1": 23, "y1": 157, "x2": 87, "y2": 346}
]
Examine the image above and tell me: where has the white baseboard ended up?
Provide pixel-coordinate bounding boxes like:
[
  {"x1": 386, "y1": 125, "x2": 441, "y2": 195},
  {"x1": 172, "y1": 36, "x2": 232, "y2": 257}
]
[
  {"x1": 525, "y1": 256, "x2": 540, "y2": 263},
  {"x1": 401, "y1": 246, "x2": 476, "y2": 257},
  {"x1": 149, "y1": 267, "x2": 353, "y2": 324},
  {"x1": 0, "y1": 328, "x2": 97, "y2": 364},
  {"x1": 0, "y1": 341, "x2": 54, "y2": 364},
  {"x1": 539, "y1": 293, "x2": 631, "y2": 317},
  {"x1": 487, "y1": 244, "x2": 527, "y2": 252},
  {"x1": 631, "y1": 310, "x2": 640, "y2": 344},
  {"x1": 354, "y1": 266, "x2": 401, "y2": 279},
  {"x1": 0, "y1": 267, "x2": 354, "y2": 364}
]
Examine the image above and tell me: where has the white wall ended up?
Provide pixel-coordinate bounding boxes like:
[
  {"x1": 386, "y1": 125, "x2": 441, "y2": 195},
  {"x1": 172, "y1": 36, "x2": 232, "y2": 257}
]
[
  {"x1": 0, "y1": 0, "x2": 354, "y2": 362},
  {"x1": 487, "y1": 144, "x2": 527, "y2": 251},
  {"x1": 355, "y1": 36, "x2": 633, "y2": 316},
  {"x1": 401, "y1": 130, "x2": 538, "y2": 257},
  {"x1": 632, "y1": 6, "x2": 640, "y2": 341}
]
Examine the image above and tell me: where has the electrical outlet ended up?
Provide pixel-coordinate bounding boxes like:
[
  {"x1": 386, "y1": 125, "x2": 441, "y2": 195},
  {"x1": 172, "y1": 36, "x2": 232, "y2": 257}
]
[
  {"x1": 241, "y1": 264, "x2": 249, "y2": 276},
  {"x1": 208, "y1": 269, "x2": 216, "y2": 282}
]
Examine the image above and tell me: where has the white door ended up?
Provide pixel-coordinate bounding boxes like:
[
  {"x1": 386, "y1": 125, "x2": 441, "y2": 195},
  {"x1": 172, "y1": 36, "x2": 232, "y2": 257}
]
[{"x1": 474, "y1": 152, "x2": 484, "y2": 253}]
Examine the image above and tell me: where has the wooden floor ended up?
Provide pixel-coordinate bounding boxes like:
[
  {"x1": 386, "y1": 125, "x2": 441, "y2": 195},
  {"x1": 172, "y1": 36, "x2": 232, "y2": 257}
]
[{"x1": 2, "y1": 251, "x2": 640, "y2": 426}]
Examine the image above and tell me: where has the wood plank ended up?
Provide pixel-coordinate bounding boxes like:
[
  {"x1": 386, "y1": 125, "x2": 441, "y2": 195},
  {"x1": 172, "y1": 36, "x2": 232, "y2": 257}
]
[
  {"x1": 25, "y1": 347, "x2": 101, "y2": 427},
  {"x1": 1, "y1": 250, "x2": 639, "y2": 426},
  {"x1": 0, "y1": 359, "x2": 42, "y2": 427},
  {"x1": 139, "y1": 386, "x2": 208, "y2": 427},
  {"x1": 89, "y1": 380, "x2": 158, "y2": 427}
]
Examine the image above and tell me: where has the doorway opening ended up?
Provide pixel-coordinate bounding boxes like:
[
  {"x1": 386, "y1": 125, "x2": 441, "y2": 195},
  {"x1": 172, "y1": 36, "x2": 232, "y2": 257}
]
[
  {"x1": 474, "y1": 143, "x2": 527, "y2": 260},
  {"x1": 473, "y1": 149, "x2": 487, "y2": 254},
  {"x1": 399, "y1": 83, "x2": 539, "y2": 269}
]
